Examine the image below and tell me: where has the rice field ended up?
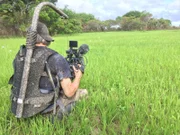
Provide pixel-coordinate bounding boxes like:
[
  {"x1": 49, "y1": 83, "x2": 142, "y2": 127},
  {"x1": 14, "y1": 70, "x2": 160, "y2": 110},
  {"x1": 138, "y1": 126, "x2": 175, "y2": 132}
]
[{"x1": 0, "y1": 30, "x2": 180, "y2": 134}]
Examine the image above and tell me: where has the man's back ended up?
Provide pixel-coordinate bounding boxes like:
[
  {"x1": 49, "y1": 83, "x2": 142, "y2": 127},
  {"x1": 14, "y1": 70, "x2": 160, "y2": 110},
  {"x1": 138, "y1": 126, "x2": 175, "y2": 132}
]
[{"x1": 10, "y1": 45, "x2": 56, "y2": 117}]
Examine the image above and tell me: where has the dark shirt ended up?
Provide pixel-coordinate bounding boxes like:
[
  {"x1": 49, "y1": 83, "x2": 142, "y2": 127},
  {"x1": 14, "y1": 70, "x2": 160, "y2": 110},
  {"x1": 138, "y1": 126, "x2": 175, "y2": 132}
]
[{"x1": 39, "y1": 52, "x2": 72, "y2": 91}]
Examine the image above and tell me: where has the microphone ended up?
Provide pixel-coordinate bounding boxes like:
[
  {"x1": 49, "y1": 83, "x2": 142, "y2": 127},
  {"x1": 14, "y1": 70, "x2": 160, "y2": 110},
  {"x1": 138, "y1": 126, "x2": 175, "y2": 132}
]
[{"x1": 78, "y1": 44, "x2": 89, "y2": 56}]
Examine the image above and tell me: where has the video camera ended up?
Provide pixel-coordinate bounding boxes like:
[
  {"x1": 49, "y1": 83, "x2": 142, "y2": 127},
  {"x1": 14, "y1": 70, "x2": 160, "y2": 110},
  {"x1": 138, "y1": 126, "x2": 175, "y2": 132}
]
[{"x1": 66, "y1": 41, "x2": 89, "y2": 79}]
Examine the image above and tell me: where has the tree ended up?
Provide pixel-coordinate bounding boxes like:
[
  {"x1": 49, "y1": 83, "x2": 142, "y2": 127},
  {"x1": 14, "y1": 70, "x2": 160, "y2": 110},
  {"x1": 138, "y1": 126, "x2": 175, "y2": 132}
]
[
  {"x1": 103, "y1": 19, "x2": 120, "y2": 31},
  {"x1": 139, "y1": 11, "x2": 152, "y2": 30},
  {"x1": 121, "y1": 11, "x2": 146, "y2": 31},
  {"x1": 63, "y1": 19, "x2": 82, "y2": 34},
  {"x1": 120, "y1": 10, "x2": 171, "y2": 31},
  {"x1": 0, "y1": 0, "x2": 59, "y2": 36},
  {"x1": 0, "y1": 4, "x2": 174, "y2": 36},
  {"x1": 140, "y1": 11, "x2": 152, "y2": 22},
  {"x1": 120, "y1": 17, "x2": 145, "y2": 31},
  {"x1": 0, "y1": 0, "x2": 34, "y2": 35},
  {"x1": 62, "y1": 6, "x2": 95, "y2": 31},
  {"x1": 123, "y1": 11, "x2": 141, "y2": 18},
  {"x1": 116, "y1": 16, "x2": 122, "y2": 21},
  {"x1": 62, "y1": 5, "x2": 76, "y2": 19},
  {"x1": 76, "y1": 13, "x2": 95, "y2": 29},
  {"x1": 147, "y1": 18, "x2": 171, "y2": 30},
  {"x1": 83, "y1": 20, "x2": 102, "y2": 32},
  {"x1": 158, "y1": 18, "x2": 171, "y2": 29}
]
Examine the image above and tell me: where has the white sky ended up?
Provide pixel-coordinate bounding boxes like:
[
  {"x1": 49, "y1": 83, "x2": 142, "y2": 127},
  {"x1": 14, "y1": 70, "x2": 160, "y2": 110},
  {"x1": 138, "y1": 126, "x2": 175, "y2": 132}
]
[{"x1": 56, "y1": 0, "x2": 180, "y2": 26}]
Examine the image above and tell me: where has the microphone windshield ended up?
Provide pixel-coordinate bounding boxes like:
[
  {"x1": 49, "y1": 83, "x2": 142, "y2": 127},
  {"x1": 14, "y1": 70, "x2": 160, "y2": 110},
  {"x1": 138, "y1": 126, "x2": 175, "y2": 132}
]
[{"x1": 78, "y1": 44, "x2": 89, "y2": 55}]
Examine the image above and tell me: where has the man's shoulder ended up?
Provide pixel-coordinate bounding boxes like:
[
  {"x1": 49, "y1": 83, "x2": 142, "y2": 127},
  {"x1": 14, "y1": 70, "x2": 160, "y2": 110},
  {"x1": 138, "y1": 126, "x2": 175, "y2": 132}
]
[
  {"x1": 47, "y1": 51, "x2": 66, "y2": 65},
  {"x1": 47, "y1": 50, "x2": 70, "y2": 74},
  {"x1": 49, "y1": 52, "x2": 64, "y2": 60}
]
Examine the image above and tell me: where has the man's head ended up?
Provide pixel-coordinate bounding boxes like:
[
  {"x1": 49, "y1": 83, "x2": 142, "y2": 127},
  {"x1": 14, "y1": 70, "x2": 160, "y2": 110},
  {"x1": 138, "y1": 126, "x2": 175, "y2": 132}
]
[{"x1": 36, "y1": 22, "x2": 54, "y2": 46}]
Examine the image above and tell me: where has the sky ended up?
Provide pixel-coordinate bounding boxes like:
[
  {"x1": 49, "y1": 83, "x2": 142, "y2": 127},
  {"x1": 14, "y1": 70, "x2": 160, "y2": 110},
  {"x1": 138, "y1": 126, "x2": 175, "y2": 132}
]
[{"x1": 56, "y1": 0, "x2": 180, "y2": 26}]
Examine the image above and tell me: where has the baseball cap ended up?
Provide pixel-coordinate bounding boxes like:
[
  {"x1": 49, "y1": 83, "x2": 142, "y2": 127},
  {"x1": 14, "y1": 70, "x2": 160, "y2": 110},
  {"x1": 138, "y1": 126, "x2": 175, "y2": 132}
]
[{"x1": 37, "y1": 22, "x2": 54, "y2": 42}]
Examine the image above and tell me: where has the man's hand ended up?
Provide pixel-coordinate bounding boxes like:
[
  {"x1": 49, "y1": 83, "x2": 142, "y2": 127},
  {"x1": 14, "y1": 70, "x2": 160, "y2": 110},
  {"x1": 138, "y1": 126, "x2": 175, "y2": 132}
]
[{"x1": 73, "y1": 65, "x2": 82, "y2": 79}]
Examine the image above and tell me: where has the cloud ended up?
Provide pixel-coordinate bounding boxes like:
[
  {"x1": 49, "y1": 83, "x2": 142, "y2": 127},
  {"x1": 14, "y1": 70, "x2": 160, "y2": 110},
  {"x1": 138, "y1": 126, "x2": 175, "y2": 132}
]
[{"x1": 56, "y1": 0, "x2": 180, "y2": 26}]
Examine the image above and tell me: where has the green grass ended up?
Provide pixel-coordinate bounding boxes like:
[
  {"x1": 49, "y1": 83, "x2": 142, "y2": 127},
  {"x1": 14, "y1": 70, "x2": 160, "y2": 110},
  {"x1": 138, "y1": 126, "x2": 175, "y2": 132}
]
[{"x1": 0, "y1": 30, "x2": 180, "y2": 134}]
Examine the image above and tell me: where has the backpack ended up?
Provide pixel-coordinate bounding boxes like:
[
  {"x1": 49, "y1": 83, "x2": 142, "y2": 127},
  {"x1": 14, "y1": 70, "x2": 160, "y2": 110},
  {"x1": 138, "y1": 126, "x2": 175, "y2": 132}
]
[{"x1": 9, "y1": 45, "x2": 57, "y2": 118}]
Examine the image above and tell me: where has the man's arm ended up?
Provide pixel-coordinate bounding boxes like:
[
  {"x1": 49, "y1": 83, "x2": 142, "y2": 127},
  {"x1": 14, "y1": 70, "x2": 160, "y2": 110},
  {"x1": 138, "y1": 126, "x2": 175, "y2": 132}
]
[
  {"x1": 47, "y1": 54, "x2": 82, "y2": 97},
  {"x1": 60, "y1": 66, "x2": 82, "y2": 97}
]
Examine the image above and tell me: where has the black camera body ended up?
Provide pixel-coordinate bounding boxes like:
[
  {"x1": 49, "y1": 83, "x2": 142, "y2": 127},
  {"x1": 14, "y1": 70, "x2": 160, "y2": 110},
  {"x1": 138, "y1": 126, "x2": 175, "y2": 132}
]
[{"x1": 66, "y1": 41, "x2": 89, "y2": 79}]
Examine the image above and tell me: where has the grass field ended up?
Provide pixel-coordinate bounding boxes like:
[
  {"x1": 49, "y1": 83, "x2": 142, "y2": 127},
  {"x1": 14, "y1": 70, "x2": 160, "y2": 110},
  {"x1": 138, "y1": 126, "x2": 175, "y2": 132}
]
[{"x1": 0, "y1": 30, "x2": 180, "y2": 134}]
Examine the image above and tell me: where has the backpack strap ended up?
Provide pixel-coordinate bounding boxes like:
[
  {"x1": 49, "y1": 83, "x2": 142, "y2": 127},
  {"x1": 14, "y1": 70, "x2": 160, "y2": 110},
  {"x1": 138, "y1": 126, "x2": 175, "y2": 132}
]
[{"x1": 45, "y1": 61, "x2": 60, "y2": 122}]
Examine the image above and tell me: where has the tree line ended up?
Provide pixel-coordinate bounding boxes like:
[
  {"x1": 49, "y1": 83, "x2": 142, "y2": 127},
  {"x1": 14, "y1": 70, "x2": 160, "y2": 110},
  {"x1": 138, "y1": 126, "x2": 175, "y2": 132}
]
[{"x1": 0, "y1": 0, "x2": 175, "y2": 37}]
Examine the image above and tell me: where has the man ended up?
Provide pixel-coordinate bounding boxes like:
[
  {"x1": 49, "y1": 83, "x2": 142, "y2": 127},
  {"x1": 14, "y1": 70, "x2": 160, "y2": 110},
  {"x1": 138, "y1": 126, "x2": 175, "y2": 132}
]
[{"x1": 9, "y1": 22, "x2": 88, "y2": 119}]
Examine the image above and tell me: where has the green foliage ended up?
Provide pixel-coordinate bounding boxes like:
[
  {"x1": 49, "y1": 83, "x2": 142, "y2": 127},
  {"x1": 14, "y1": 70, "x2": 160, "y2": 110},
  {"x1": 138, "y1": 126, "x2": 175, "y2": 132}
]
[
  {"x1": 0, "y1": 0, "x2": 36, "y2": 35},
  {"x1": 62, "y1": 6, "x2": 95, "y2": 32},
  {"x1": 147, "y1": 18, "x2": 172, "y2": 30},
  {"x1": 120, "y1": 10, "x2": 171, "y2": 31},
  {"x1": 35, "y1": 0, "x2": 58, "y2": 4},
  {"x1": 76, "y1": 13, "x2": 95, "y2": 25},
  {"x1": 63, "y1": 19, "x2": 82, "y2": 34},
  {"x1": 62, "y1": 5, "x2": 76, "y2": 19},
  {"x1": 39, "y1": 8, "x2": 63, "y2": 35},
  {"x1": 116, "y1": 16, "x2": 122, "y2": 21},
  {"x1": 121, "y1": 17, "x2": 145, "y2": 31},
  {"x1": 0, "y1": 1, "x2": 95, "y2": 36},
  {"x1": 0, "y1": 1, "x2": 174, "y2": 36},
  {"x1": 83, "y1": 19, "x2": 103, "y2": 32},
  {"x1": 104, "y1": 19, "x2": 118, "y2": 29},
  {"x1": 140, "y1": 11, "x2": 152, "y2": 22},
  {"x1": 123, "y1": 10, "x2": 142, "y2": 18}
]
